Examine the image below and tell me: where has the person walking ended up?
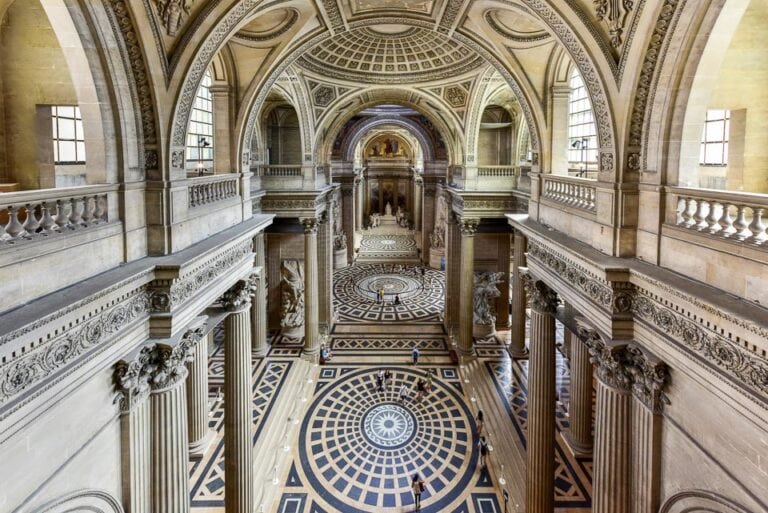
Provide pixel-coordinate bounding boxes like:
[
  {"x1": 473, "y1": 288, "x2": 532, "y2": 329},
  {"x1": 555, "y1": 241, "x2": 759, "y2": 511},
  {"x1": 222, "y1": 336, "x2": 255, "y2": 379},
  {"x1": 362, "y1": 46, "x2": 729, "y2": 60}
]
[
  {"x1": 376, "y1": 370, "x2": 385, "y2": 392},
  {"x1": 411, "y1": 473, "x2": 426, "y2": 511},
  {"x1": 478, "y1": 436, "x2": 490, "y2": 468},
  {"x1": 394, "y1": 294, "x2": 401, "y2": 305},
  {"x1": 425, "y1": 369, "x2": 434, "y2": 394},
  {"x1": 412, "y1": 345, "x2": 420, "y2": 366},
  {"x1": 475, "y1": 410, "x2": 485, "y2": 436},
  {"x1": 384, "y1": 369, "x2": 393, "y2": 389},
  {"x1": 416, "y1": 378, "x2": 425, "y2": 403},
  {"x1": 398, "y1": 383, "x2": 410, "y2": 404}
]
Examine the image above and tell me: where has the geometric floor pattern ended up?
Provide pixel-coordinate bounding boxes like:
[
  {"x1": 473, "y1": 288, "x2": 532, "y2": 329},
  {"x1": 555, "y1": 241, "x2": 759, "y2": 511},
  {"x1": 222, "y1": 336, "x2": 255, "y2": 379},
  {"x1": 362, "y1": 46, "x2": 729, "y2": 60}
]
[
  {"x1": 333, "y1": 264, "x2": 445, "y2": 322},
  {"x1": 330, "y1": 336, "x2": 448, "y2": 356},
  {"x1": 298, "y1": 366, "x2": 479, "y2": 512},
  {"x1": 358, "y1": 234, "x2": 419, "y2": 260}
]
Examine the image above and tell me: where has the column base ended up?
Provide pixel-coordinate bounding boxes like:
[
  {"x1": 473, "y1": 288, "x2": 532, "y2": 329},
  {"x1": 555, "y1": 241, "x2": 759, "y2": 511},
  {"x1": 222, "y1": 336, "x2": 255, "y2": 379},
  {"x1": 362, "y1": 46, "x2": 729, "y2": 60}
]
[
  {"x1": 562, "y1": 430, "x2": 593, "y2": 457},
  {"x1": 189, "y1": 429, "x2": 216, "y2": 459},
  {"x1": 456, "y1": 345, "x2": 475, "y2": 357},
  {"x1": 253, "y1": 345, "x2": 269, "y2": 358},
  {"x1": 508, "y1": 345, "x2": 529, "y2": 359}
]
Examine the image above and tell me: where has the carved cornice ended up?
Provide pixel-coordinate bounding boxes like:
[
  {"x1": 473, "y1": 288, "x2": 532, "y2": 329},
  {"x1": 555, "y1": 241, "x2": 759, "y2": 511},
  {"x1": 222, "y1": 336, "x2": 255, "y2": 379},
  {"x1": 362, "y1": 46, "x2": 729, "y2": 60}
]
[
  {"x1": 147, "y1": 239, "x2": 253, "y2": 313},
  {"x1": 0, "y1": 290, "x2": 151, "y2": 414}
]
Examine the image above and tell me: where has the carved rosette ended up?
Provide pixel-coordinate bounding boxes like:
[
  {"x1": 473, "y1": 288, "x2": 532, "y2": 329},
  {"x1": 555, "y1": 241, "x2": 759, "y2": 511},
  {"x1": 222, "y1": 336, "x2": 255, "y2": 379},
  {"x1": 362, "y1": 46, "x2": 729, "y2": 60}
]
[
  {"x1": 459, "y1": 218, "x2": 479, "y2": 236},
  {"x1": 221, "y1": 278, "x2": 256, "y2": 312},
  {"x1": 626, "y1": 345, "x2": 670, "y2": 414},
  {"x1": 301, "y1": 217, "x2": 319, "y2": 234}
]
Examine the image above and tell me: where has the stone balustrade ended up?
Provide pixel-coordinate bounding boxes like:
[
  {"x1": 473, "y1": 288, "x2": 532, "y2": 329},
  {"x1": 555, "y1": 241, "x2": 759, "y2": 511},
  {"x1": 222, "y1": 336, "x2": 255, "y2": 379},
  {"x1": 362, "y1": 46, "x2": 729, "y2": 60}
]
[
  {"x1": 0, "y1": 184, "x2": 115, "y2": 244},
  {"x1": 670, "y1": 187, "x2": 767, "y2": 245},
  {"x1": 259, "y1": 165, "x2": 302, "y2": 177},
  {"x1": 477, "y1": 165, "x2": 518, "y2": 179},
  {"x1": 541, "y1": 175, "x2": 596, "y2": 212},
  {"x1": 188, "y1": 174, "x2": 239, "y2": 208}
]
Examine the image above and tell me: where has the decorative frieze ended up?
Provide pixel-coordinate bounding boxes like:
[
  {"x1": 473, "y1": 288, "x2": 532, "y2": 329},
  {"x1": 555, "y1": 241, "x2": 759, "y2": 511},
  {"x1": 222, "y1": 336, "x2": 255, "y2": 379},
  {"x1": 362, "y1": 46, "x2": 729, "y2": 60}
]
[{"x1": 1, "y1": 291, "x2": 150, "y2": 411}]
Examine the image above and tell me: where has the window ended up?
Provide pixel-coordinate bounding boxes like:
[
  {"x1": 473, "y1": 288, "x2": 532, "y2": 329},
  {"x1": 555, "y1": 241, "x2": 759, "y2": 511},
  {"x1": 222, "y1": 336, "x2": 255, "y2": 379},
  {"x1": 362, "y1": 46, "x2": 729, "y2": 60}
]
[
  {"x1": 567, "y1": 68, "x2": 598, "y2": 172},
  {"x1": 185, "y1": 70, "x2": 214, "y2": 163},
  {"x1": 700, "y1": 110, "x2": 730, "y2": 165},
  {"x1": 52, "y1": 106, "x2": 86, "y2": 164}
]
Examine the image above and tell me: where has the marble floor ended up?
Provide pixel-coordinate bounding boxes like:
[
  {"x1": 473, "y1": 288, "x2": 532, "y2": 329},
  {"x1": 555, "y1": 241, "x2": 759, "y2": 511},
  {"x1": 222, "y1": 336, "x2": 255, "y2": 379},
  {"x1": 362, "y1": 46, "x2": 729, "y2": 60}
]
[
  {"x1": 189, "y1": 320, "x2": 593, "y2": 513},
  {"x1": 357, "y1": 233, "x2": 420, "y2": 262}
]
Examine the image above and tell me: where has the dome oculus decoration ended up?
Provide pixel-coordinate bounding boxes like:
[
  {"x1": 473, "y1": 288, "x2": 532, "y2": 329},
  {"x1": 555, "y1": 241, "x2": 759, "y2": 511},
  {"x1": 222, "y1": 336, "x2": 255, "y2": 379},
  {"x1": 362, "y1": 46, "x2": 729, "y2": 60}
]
[{"x1": 297, "y1": 27, "x2": 485, "y2": 83}]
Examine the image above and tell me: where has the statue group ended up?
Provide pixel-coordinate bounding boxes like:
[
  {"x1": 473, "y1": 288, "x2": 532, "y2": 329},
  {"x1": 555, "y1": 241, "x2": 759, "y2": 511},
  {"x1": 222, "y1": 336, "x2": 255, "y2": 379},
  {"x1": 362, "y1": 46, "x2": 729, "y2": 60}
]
[
  {"x1": 473, "y1": 272, "x2": 505, "y2": 326},
  {"x1": 280, "y1": 260, "x2": 304, "y2": 330}
]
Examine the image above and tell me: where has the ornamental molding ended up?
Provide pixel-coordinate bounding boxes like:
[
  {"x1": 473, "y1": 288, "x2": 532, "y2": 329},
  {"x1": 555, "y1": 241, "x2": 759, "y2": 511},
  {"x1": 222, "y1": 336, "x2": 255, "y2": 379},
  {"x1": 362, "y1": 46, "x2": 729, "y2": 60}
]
[
  {"x1": 0, "y1": 289, "x2": 151, "y2": 415},
  {"x1": 531, "y1": 236, "x2": 767, "y2": 406},
  {"x1": 147, "y1": 239, "x2": 253, "y2": 313},
  {"x1": 262, "y1": 199, "x2": 318, "y2": 210}
]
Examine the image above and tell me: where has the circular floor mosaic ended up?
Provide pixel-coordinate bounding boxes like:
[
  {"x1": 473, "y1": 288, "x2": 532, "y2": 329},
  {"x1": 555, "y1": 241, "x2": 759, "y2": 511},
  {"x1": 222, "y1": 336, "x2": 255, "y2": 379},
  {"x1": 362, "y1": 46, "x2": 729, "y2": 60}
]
[
  {"x1": 299, "y1": 368, "x2": 477, "y2": 512},
  {"x1": 359, "y1": 234, "x2": 418, "y2": 254},
  {"x1": 333, "y1": 264, "x2": 445, "y2": 322}
]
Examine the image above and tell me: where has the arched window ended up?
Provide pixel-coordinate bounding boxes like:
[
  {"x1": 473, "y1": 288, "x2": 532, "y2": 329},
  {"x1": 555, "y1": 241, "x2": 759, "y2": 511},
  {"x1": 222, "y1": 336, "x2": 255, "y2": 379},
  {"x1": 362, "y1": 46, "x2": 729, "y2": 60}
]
[
  {"x1": 186, "y1": 70, "x2": 214, "y2": 172},
  {"x1": 567, "y1": 68, "x2": 597, "y2": 176}
]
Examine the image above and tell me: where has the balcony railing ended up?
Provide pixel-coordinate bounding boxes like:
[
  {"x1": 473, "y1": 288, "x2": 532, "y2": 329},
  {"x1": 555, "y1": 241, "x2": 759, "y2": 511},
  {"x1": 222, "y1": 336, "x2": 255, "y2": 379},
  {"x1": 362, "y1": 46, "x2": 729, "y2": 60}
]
[
  {"x1": 541, "y1": 175, "x2": 596, "y2": 213},
  {"x1": 669, "y1": 187, "x2": 767, "y2": 245},
  {"x1": 188, "y1": 174, "x2": 239, "y2": 209},
  {"x1": 0, "y1": 184, "x2": 115, "y2": 244},
  {"x1": 259, "y1": 165, "x2": 302, "y2": 177},
  {"x1": 477, "y1": 165, "x2": 518, "y2": 178}
]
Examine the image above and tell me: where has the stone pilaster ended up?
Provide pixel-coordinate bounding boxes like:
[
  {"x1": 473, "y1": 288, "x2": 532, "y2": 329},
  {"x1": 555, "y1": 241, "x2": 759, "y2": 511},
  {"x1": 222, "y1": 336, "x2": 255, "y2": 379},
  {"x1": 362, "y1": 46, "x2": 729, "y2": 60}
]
[
  {"x1": 458, "y1": 218, "x2": 479, "y2": 355},
  {"x1": 444, "y1": 214, "x2": 459, "y2": 335},
  {"x1": 509, "y1": 231, "x2": 528, "y2": 358},
  {"x1": 221, "y1": 279, "x2": 256, "y2": 513},
  {"x1": 148, "y1": 338, "x2": 198, "y2": 513},
  {"x1": 524, "y1": 277, "x2": 558, "y2": 513},
  {"x1": 627, "y1": 345, "x2": 669, "y2": 513},
  {"x1": 187, "y1": 331, "x2": 215, "y2": 458},
  {"x1": 251, "y1": 232, "x2": 268, "y2": 357},
  {"x1": 563, "y1": 332, "x2": 594, "y2": 455},
  {"x1": 301, "y1": 217, "x2": 320, "y2": 355},
  {"x1": 588, "y1": 338, "x2": 632, "y2": 513},
  {"x1": 115, "y1": 348, "x2": 153, "y2": 513}
]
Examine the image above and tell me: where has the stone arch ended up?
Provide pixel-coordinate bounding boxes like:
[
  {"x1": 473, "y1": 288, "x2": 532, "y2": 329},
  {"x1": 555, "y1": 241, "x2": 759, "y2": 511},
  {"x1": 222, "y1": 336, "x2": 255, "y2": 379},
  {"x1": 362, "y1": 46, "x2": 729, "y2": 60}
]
[
  {"x1": 660, "y1": 490, "x2": 755, "y2": 513},
  {"x1": 313, "y1": 89, "x2": 462, "y2": 167},
  {"x1": 36, "y1": 489, "x2": 124, "y2": 513},
  {"x1": 341, "y1": 117, "x2": 436, "y2": 163}
]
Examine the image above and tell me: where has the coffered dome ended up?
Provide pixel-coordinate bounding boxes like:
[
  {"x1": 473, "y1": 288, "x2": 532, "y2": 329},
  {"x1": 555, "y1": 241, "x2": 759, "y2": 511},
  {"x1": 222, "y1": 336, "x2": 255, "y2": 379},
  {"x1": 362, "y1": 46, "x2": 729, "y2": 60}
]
[{"x1": 297, "y1": 26, "x2": 485, "y2": 83}]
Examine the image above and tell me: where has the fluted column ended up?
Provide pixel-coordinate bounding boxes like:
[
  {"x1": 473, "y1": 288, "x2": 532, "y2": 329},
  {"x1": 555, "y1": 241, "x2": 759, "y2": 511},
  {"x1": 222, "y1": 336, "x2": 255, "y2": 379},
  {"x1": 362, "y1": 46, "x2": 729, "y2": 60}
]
[
  {"x1": 318, "y1": 209, "x2": 333, "y2": 333},
  {"x1": 562, "y1": 332, "x2": 593, "y2": 455},
  {"x1": 509, "y1": 230, "x2": 528, "y2": 358},
  {"x1": 355, "y1": 176, "x2": 363, "y2": 232},
  {"x1": 221, "y1": 279, "x2": 256, "y2": 513},
  {"x1": 115, "y1": 350, "x2": 152, "y2": 513},
  {"x1": 149, "y1": 333, "x2": 202, "y2": 513},
  {"x1": 413, "y1": 177, "x2": 422, "y2": 232},
  {"x1": 588, "y1": 340, "x2": 632, "y2": 513},
  {"x1": 251, "y1": 232, "x2": 268, "y2": 357},
  {"x1": 187, "y1": 331, "x2": 215, "y2": 457},
  {"x1": 524, "y1": 277, "x2": 558, "y2": 513},
  {"x1": 627, "y1": 345, "x2": 668, "y2": 513},
  {"x1": 301, "y1": 217, "x2": 320, "y2": 355},
  {"x1": 458, "y1": 218, "x2": 479, "y2": 355}
]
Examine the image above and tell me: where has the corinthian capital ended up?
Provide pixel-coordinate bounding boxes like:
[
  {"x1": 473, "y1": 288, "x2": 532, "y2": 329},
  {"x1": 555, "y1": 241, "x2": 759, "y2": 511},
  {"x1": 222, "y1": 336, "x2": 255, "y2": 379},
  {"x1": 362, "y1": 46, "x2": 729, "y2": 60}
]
[
  {"x1": 583, "y1": 334, "x2": 632, "y2": 392},
  {"x1": 301, "y1": 217, "x2": 318, "y2": 234},
  {"x1": 626, "y1": 344, "x2": 670, "y2": 414},
  {"x1": 113, "y1": 346, "x2": 153, "y2": 413},
  {"x1": 521, "y1": 269, "x2": 558, "y2": 314},
  {"x1": 459, "y1": 218, "x2": 479, "y2": 236},
  {"x1": 147, "y1": 343, "x2": 192, "y2": 393},
  {"x1": 221, "y1": 278, "x2": 256, "y2": 312}
]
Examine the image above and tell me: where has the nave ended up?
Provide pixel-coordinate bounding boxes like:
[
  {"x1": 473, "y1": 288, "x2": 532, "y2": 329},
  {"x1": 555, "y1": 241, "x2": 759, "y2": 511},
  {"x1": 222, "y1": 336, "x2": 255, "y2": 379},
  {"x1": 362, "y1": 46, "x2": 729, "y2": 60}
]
[{"x1": 186, "y1": 263, "x2": 592, "y2": 513}]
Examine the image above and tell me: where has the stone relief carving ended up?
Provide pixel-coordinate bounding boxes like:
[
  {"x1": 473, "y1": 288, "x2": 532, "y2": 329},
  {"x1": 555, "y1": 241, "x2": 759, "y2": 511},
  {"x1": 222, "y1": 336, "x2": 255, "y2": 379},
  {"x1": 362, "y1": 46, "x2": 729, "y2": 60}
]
[
  {"x1": 280, "y1": 260, "x2": 305, "y2": 329},
  {"x1": 594, "y1": 0, "x2": 635, "y2": 48},
  {"x1": 473, "y1": 272, "x2": 505, "y2": 325},
  {"x1": 154, "y1": 0, "x2": 193, "y2": 36},
  {"x1": 430, "y1": 194, "x2": 448, "y2": 249},
  {"x1": 334, "y1": 231, "x2": 348, "y2": 250}
]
